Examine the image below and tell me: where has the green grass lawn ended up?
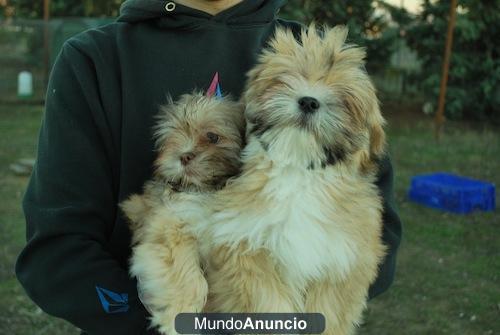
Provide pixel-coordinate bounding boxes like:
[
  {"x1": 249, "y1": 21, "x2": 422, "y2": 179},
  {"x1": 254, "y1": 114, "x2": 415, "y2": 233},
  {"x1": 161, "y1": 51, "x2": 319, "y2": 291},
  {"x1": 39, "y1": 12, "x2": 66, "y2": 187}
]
[
  {"x1": 0, "y1": 104, "x2": 499, "y2": 335},
  {"x1": 0, "y1": 105, "x2": 78, "y2": 334}
]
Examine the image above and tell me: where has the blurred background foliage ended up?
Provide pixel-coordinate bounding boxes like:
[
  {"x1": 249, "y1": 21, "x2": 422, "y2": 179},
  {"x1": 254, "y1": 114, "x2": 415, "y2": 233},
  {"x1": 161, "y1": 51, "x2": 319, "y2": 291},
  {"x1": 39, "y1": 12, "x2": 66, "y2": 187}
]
[
  {"x1": 1, "y1": 0, "x2": 123, "y2": 18},
  {"x1": 0, "y1": 0, "x2": 499, "y2": 122},
  {"x1": 405, "y1": 0, "x2": 500, "y2": 122}
]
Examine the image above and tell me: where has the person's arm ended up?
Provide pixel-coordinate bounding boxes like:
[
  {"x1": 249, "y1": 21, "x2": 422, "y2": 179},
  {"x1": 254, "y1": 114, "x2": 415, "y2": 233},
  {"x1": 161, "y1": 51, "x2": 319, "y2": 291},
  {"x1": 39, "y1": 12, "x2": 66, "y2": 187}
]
[
  {"x1": 368, "y1": 154, "x2": 403, "y2": 299},
  {"x1": 15, "y1": 41, "x2": 154, "y2": 334}
]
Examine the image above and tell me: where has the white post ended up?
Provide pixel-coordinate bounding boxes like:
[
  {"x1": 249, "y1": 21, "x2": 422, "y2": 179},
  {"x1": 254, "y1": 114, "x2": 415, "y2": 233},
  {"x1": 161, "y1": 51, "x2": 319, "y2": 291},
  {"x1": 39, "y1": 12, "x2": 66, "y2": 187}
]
[{"x1": 18, "y1": 71, "x2": 34, "y2": 98}]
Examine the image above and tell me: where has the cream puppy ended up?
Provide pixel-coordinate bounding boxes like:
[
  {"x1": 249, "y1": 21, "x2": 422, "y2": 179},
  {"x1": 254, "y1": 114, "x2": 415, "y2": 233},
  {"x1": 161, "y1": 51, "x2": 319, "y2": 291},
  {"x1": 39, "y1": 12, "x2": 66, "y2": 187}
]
[
  {"x1": 194, "y1": 25, "x2": 387, "y2": 335},
  {"x1": 121, "y1": 91, "x2": 245, "y2": 335}
]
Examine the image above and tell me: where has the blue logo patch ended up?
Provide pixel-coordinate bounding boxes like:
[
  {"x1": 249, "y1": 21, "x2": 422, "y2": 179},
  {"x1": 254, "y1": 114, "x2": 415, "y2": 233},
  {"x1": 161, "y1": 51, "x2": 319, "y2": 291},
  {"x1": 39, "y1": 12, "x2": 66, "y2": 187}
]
[{"x1": 95, "y1": 286, "x2": 129, "y2": 314}]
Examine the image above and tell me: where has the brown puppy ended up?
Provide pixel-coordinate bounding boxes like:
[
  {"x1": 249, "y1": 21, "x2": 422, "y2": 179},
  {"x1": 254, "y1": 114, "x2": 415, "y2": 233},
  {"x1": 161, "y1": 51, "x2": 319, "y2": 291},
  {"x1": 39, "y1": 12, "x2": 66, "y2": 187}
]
[
  {"x1": 194, "y1": 25, "x2": 387, "y2": 335},
  {"x1": 121, "y1": 91, "x2": 244, "y2": 335}
]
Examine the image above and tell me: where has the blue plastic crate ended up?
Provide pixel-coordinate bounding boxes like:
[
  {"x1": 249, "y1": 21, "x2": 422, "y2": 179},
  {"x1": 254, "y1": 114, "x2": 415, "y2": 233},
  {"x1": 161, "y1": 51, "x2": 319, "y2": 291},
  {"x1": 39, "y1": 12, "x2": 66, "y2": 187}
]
[{"x1": 408, "y1": 173, "x2": 495, "y2": 214}]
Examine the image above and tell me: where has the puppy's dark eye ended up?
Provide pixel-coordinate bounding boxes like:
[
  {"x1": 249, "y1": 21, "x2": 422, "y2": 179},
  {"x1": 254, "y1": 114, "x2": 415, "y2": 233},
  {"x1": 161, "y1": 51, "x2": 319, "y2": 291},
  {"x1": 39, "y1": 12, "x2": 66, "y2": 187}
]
[{"x1": 206, "y1": 132, "x2": 220, "y2": 144}]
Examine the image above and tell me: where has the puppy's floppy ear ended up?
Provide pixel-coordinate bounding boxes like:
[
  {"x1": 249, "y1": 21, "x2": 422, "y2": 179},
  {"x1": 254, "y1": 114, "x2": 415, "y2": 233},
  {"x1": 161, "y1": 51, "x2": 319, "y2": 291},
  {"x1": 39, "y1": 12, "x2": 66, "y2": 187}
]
[
  {"x1": 153, "y1": 94, "x2": 177, "y2": 151},
  {"x1": 242, "y1": 63, "x2": 266, "y2": 133},
  {"x1": 365, "y1": 102, "x2": 386, "y2": 174},
  {"x1": 243, "y1": 66, "x2": 263, "y2": 99},
  {"x1": 360, "y1": 100, "x2": 386, "y2": 173},
  {"x1": 370, "y1": 121, "x2": 386, "y2": 159},
  {"x1": 367, "y1": 100, "x2": 386, "y2": 159}
]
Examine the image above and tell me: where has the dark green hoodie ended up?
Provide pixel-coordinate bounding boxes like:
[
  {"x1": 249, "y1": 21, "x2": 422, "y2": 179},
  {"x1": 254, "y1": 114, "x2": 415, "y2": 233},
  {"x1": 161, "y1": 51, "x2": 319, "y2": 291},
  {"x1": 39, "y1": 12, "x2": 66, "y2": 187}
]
[{"x1": 16, "y1": 1, "x2": 402, "y2": 334}]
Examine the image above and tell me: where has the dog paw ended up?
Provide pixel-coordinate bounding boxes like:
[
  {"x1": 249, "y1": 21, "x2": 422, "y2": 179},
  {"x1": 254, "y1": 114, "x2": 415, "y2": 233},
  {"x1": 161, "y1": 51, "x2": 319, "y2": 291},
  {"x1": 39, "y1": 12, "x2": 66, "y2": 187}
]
[{"x1": 150, "y1": 308, "x2": 177, "y2": 335}]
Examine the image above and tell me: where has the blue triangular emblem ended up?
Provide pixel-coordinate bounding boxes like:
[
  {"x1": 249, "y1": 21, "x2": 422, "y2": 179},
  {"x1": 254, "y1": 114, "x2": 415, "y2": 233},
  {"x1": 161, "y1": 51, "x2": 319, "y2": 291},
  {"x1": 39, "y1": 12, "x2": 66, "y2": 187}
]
[
  {"x1": 95, "y1": 286, "x2": 129, "y2": 314},
  {"x1": 215, "y1": 83, "x2": 222, "y2": 99}
]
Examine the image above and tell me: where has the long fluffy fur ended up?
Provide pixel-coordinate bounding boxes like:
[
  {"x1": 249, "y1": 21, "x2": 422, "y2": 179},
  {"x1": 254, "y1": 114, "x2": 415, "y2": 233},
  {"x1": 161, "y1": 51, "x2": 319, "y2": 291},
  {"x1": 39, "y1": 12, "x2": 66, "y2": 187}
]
[
  {"x1": 125, "y1": 24, "x2": 387, "y2": 335},
  {"x1": 121, "y1": 92, "x2": 244, "y2": 335},
  {"x1": 193, "y1": 25, "x2": 387, "y2": 335}
]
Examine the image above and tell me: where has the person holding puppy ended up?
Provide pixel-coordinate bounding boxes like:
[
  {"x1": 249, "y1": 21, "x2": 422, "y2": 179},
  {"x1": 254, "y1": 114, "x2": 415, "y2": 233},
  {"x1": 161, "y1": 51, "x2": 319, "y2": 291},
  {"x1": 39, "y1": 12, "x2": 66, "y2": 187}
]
[{"x1": 15, "y1": 0, "x2": 402, "y2": 334}]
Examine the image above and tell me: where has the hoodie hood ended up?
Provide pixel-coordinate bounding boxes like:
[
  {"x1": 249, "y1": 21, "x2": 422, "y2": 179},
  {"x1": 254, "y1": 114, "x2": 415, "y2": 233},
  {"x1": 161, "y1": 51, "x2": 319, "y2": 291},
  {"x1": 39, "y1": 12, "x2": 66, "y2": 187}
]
[{"x1": 118, "y1": 0, "x2": 287, "y2": 28}]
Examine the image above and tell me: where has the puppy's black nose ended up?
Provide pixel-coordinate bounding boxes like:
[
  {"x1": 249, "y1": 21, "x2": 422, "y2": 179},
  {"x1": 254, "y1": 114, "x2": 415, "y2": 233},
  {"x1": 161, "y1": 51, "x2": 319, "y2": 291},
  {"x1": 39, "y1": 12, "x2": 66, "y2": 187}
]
[
  {"x1": 298, "y1": 97, "x2": 320, "y2": 114},
  {"x1": 180, "y1": 152, "x2": 195, "y2": 166}
]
